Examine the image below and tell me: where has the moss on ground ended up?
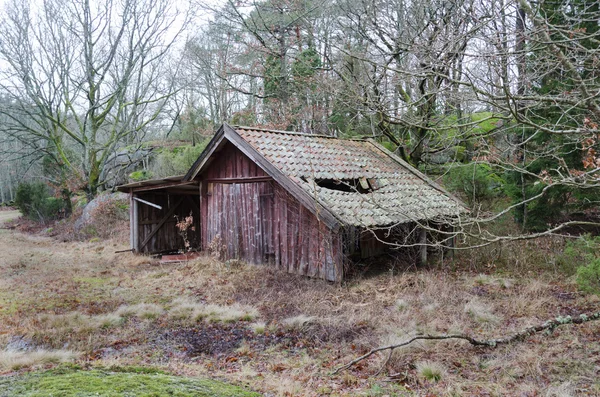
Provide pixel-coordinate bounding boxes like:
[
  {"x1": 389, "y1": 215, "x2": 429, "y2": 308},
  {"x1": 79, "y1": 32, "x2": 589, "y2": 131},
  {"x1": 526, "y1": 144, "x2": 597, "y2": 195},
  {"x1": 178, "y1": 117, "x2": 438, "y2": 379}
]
[{"x1": 0, "y1": 368, "x2": 260, "y2": 397}]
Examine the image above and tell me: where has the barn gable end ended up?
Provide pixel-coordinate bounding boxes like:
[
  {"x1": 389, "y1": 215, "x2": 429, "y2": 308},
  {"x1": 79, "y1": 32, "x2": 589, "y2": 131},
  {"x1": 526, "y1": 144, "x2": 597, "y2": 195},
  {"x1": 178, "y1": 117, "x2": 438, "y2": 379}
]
[{"x1": 197, "y1": 141, "x2": 343, "y2": 281}]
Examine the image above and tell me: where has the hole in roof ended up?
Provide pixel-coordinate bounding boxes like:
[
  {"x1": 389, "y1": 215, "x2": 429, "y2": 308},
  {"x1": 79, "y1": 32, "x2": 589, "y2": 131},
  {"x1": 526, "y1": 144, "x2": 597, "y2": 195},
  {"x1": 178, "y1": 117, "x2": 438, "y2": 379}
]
[{"x1": 315, "y1": 178, "x2": 372, "y2": 193}]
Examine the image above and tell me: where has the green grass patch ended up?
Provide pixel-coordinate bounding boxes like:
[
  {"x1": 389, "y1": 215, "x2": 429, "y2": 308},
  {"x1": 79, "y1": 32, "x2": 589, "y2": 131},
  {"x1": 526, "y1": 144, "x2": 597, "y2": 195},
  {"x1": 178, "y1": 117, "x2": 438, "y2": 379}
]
[{"x1": 0, "y1": 368, "x2": 260, "y2": 397}]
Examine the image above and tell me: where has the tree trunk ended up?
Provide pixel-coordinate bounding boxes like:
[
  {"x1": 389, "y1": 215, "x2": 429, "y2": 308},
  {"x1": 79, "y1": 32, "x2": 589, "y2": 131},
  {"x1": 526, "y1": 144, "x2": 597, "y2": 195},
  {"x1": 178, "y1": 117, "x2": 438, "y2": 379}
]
[{"x1": 515, "y1": 5, "x2": 528, "y2": 229}]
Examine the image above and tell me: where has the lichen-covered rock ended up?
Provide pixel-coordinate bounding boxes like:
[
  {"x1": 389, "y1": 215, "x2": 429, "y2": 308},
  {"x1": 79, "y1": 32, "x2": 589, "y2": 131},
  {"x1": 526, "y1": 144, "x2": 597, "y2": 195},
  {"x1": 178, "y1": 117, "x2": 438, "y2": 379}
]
[{"x1": 74, "y1": 192, "x2": 129, "y2": 232}]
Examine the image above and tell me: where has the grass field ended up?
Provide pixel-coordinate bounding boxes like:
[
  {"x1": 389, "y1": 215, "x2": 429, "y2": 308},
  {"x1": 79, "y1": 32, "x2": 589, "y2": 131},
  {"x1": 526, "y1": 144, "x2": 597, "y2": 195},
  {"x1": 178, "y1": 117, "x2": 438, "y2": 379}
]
[
  {"x1": 0, "y1": 214, "x2": 599, "y2": 396},
  {"x1": 0, "y1": 211, "x2": 20, "y2": 224}
]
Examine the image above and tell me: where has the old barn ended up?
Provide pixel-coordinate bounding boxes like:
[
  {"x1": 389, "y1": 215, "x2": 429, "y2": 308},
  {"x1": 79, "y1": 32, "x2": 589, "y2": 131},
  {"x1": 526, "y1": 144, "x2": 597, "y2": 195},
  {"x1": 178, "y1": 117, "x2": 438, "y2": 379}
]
[{"x1": 118, "y1": 124, "x2": 465, "y2": 281}]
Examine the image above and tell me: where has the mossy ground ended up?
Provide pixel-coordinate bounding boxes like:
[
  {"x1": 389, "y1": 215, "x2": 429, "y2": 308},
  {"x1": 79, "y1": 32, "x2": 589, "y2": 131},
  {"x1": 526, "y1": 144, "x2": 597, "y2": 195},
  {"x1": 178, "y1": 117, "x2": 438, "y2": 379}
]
[{"x1": 0, "y1": 367, "x2": 259, "y2": 397}]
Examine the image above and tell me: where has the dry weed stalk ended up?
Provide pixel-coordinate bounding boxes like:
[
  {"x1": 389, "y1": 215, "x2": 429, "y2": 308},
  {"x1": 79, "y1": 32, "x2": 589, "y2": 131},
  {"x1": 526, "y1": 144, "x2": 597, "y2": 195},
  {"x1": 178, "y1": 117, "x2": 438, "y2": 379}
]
[
  {"x1": 334, "y1": 311, "x2": 600, "y2": 374},
  {"x1": 175, "y1": 211, "x2": 195, "y2": 252}
]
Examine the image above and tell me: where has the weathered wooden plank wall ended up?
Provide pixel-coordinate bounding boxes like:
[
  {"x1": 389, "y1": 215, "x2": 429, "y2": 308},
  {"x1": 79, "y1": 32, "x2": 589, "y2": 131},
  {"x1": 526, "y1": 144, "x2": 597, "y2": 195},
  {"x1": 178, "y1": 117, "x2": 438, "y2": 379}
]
[
  {"x1": 135, "y1": 192, "x2": 200, "y2": 254},
  {"x1": 199, "y1": 142, "x2": 343, "y2": 281},
  {"x1": 271, "y1": 185, "x2": 342, "y2": 281}
]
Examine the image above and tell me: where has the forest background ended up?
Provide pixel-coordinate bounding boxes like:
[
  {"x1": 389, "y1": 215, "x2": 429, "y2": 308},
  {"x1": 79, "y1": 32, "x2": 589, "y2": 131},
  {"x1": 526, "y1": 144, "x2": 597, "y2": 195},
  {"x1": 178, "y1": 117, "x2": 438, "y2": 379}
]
[{"x1": 0, "y1": 0, "x2": 599, "y2": 246}]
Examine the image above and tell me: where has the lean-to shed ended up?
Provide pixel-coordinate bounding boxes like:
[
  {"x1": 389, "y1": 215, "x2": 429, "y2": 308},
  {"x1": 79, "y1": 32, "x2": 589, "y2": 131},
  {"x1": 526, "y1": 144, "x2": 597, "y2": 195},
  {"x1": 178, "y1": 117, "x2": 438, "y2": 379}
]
[{"x1": 118, "y1": 123, "x2": 466, "y2": 281}]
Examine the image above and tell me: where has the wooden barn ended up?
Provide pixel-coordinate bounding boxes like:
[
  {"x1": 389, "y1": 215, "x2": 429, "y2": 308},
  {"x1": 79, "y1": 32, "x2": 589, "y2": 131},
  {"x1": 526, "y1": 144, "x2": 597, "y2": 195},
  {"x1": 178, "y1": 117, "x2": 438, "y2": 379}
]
[{"x1": 118, "y1": 123, "x2": 465, "y2": 281}]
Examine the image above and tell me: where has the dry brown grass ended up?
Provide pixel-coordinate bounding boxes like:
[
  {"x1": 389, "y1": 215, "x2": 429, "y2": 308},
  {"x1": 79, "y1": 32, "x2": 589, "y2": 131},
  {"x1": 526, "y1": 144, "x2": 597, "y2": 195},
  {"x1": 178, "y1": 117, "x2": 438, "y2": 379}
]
[
  {"x1": 167, "y1": 298, "x2": 260, "y2": 324},
  {"x1": 0, "y1": 349, "x2": 78, "y2": 371},
  {"x1": 1, "y1": 226, "x2": 599, "y2": 395},
  {"x1": 0, "y1": 210, "x2": 20, "y2": 224}
]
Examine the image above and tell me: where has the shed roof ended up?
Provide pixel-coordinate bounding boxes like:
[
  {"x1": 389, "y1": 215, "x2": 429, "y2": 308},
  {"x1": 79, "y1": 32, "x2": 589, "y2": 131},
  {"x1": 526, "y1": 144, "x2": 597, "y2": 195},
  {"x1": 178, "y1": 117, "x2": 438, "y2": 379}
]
[
  {"x1": 116, "y1": 175, "x2": 198, "y2": 194},
  {"x1": 185, "y1": 124, "x2": 466, "y2": 228}
]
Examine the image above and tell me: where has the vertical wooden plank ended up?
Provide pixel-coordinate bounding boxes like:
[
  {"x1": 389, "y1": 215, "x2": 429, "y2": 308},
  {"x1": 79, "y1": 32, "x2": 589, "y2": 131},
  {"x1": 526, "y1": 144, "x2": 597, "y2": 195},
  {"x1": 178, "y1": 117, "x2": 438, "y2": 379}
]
[
  {"x1": 241, "y1": 183, "x2": 249, "y2": 262},
  {"x1": 237, "y1": 150, "x2": 243, "y2": 177},
  {"x1": 249, "y1": 183, "x2": 255, "y2": 263},
  {"x1": 155, "y1": 193, "x2": 161, "y2": 252},
  {"x1": 273, "y1": 189, "x2": 280, "y2": 268},
  {"x1": 309, "y1": 218, "x2": 318, "y2": 277},
  {"x1": 300, "y1": 207, "x2": 309, "y2": 275},
  {"x1": 232, "y1": 184, "x2": 238, "y2": 259},
  {"x1": 153, "y1": 193, "x2": 158, "y2": 253},
  {"x1": 289, "y1": 202, "x2": 296, "y2": 273},
  {"x1": 140, "y1": 195, "x2": 145, "y2": 253},
  {"x1": 255, "y1": 184, "x2": 261, "y2": 264},
  {"x1": 129, "y1": 192, "x2": 134, "y2": 251},
  {"x1": 196, "y1": 181, "x2": 204, "y2": 251},
  {"x1": 211, "y1": 184, "x2": 216, "y2": 248},
  {"x1": 322, "y1": 223, "x2": 335, "y2": 281},
  {"x1": 221, "y1": 184, "x2": 227, "y2": 256},
  {"x1": 248, "y1": 157, "x2": 256, "y2": 176},
  {"x1": 280, "y1": 193, "x2": 288, "y2": 272},
  {"x1": 226, "y1": 146, "x2": 234, "y2": 178},
  {"x1": 261, "y1": 182, "x2": 274, "y2": 264},
  {"x1": 227, "y1": 184, "x2": 233, "y2": 258},
  {"x1": 333, "y1": 233, "x2": 344, "y2": 282},
  {"x1": 250, "y1": 183, "x2": 256, "y2": 263},
  {"x1": 232, "y1": 184, "x2": 238, "y2": 258},
  {"x1": 257, "y1": 183, "x2": 264, "y2": 263},
  {"x1": 204, "y1": 184, "x2": 210, "y2": 249},
  {"x1": 317, "y1": 221, "x2": 325, "y2": 279},
  {"x1": 239, "y1": 183, "x2": 246, "y2": 259},
  {"x1": 213, "y1": 185, "x2": 218, "y2": 249},
  {"x1": 238, "y1": 184, "x2": 244, "y2": 260},
  {"x1": 132, "y1": 193, "x2": 139, "y2": 252}
]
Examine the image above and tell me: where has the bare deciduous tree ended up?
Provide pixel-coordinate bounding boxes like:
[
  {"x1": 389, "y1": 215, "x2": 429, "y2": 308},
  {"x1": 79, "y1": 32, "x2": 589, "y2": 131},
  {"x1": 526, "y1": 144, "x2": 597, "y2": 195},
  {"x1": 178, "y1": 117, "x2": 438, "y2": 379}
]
[{"x1": 0, "y1": 0, "x2": 191, "y2": 201}]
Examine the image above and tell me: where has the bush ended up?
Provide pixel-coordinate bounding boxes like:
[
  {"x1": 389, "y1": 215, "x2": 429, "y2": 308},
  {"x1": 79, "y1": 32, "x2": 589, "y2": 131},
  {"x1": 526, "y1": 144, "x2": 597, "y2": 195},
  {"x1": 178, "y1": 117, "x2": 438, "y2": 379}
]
[
  {"x1": 14, "y1": 182, "x2": 65, "y2": 223},
  {"x1": 576, "y1": 258, "x2": 600, "y2": 295},
  {"x1": 555, "y1": 234, "x2": 600, "y2": 275},
  {"x1": 149, "y1": 143, "x2": 208, "y2": 179},
  {"x1": 129, "y1": 170, "x2": 153, "y2": 181},
  {"x1": 444, "y1": 163, "x2": 504, "y2": 207}
]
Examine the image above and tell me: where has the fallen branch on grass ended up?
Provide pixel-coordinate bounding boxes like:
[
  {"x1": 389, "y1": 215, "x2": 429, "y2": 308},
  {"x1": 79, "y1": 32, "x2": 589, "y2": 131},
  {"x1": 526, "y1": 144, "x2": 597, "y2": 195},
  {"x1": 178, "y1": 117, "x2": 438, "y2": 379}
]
[{"x1": 333, "y1": 312, "x2": 600, "y2": 374}]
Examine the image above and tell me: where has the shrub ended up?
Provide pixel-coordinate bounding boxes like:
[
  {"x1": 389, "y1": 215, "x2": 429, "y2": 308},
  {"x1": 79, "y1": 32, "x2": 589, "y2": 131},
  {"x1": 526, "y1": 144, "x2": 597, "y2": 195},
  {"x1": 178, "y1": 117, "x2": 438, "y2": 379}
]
[
  {"x1": 556, "y1": 234, "x2": 600, "y2": 275},
  {"x1": 416, "y1": 361, "x2": 445, "y2": 382},
  {"x1": 444, "y1": 163, "x2": 504, "y2": 208},
  {"x1": 149, "y1": 143, "x2": 208, "y2": 179},
  {"x1": 576, "y1": 258, "x2": 600, "y2": 295},
  {"x1": 14, "y1": 181, "x2": 65, "y2": 222},
  {"x1": 129, "y1": 170, "x2": 153, "y2": 181}
]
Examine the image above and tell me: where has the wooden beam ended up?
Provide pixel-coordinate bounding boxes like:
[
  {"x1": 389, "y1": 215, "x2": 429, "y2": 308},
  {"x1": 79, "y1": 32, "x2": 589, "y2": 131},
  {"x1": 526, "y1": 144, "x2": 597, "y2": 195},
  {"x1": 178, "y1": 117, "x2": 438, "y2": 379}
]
[
  {"x1": 139, "y1": 197, "x2": 184, "y2": 250},
  {"x1": 134, "y1": 197, "x2": 162, "y2": 210},
  {"x1": 132, "y1": 194, "x2": 139, "y2": 252},
  {"x1": 165, "y1": 189, "x2": 201, "y2": 195},
  {"x1": 139, "y1": 219, "x2": 178, "y2": 225},
  {"x1": 205, "y1": 176, "x2": 273, "y2": 184},
  {"x1": 131, "y1": 181, "x2": 198, "y2": 193}
]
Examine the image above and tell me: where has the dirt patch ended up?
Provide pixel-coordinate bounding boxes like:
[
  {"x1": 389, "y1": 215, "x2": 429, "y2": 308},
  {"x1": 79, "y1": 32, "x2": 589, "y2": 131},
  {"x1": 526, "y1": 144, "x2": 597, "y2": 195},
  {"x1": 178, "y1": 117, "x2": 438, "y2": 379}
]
[{"x1": 157, "y1": 323, "x2": 308, "y2": 357}]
